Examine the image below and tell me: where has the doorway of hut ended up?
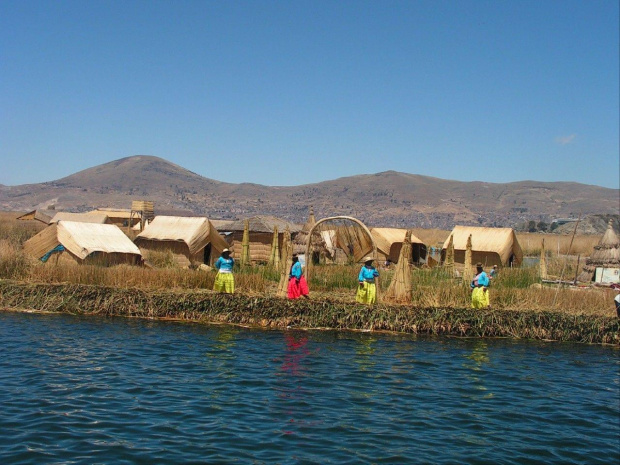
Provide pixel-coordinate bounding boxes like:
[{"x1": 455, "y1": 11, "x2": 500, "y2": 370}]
[
  {"x1": 412, "y1": 244, "x2": 428, "y2": 265},
  {"x1": 204, "y1": 244, "x2": 212, "y2": 265}
]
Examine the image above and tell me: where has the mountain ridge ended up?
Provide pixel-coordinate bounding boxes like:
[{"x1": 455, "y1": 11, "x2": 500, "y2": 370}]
[{"x1": 1, "y1": 155, "x2": 617, "y2": 230}]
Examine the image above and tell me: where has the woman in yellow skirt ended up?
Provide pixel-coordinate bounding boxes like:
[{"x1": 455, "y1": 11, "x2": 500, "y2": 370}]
[
  {"x1": 356, "y1": 257, "x2": 379, "y2": 304},
  {"x1": 213, "y1": 249, "x2": 235, "y2": 294},
  {"x1": 471, "y1": 263, "x2": 490, "y2": 309}
]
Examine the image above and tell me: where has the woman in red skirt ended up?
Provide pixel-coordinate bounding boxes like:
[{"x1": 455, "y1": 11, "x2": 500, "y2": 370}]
[{"x1": 287, "y1": 254, "x2": 310, "y2": 299}]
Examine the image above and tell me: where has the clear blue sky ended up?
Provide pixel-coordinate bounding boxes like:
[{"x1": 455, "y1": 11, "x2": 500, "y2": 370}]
[{"x1": 1, "y1": 0, "x2": 618, "y2": 188}]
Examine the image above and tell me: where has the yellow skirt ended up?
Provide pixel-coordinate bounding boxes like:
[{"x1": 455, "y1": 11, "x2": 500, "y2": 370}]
[
  {"x1": 356, "y1": 281, "x2": 376, "y2": 304},
  {"x1": 471, "y1": 287, "x2": 490, "y2": 309},
  {"x1": 214, "y1": 273, "x2": 235, "y2": 294}
]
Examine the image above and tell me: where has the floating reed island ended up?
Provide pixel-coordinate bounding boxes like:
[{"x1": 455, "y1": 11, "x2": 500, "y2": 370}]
[{"x1": 1, "y1": 281, "x2": 617, "y2": 345}]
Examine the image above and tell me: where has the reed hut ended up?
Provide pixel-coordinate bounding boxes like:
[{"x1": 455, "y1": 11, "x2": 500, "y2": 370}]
[
  {"x1": 441, "y1": 226, "x2": 523, "y2": 267},
  {"x1": 88, "y1": 208, "x2": 141, "y2": 228},
  {"x1": 370, "y1": 228, "x2": 427, "y2": 265},
  {"x1": 135, "y1": 216, "x2": 228, "y2": 268},
  {"x1": 577, "y1": 220, "x2": 620, "y2": 284},
  {"x1": 23, "y1": 221, "x2": 142, "y2": 266},
  {"x1": 219, "y1": 216, "x2": 301, "y2": 264},
  {"x1": 49, "y1": 212, "x2": 111, "y2": 224},
  {"x1": 16, "y1": 208, "x2": 58, "y2": 224}
]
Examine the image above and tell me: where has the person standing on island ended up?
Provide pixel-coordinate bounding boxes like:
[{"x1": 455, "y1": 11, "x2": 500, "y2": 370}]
[
  {"x1": 213, "y1": 248, "x2": 235, "y2": 294},
  {"x1": 471, "y1": 262, "x2": 490, "y2": 309},
  {"x1": 356, "y1": 257, "x2": 379, "y2": 305},
  {"x1": 489, "y1": 265, "x2": 498, "y2": 279},
  {"x1": 612, "y1": 284, "x2": 620, "y2": 318},
  {"x1": 288, "y1": 254, "x2": 310, "y2": 299}
]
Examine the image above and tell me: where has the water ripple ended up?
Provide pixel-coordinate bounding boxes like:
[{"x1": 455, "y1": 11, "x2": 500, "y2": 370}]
[{"x1": 0, "y1": 311, "x2": 618, "y2": 464}]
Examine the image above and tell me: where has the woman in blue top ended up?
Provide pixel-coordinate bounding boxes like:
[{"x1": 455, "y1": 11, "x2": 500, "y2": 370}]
[
  {"x1": 471, "y1": 262, "x2": 490, "y2": 308},
  {"x1": 287, "y1": 254, "x2": 310, "y2": 299},
  {"x1": 356, "y1": 257, "x2": 379, "y2": 304},
  {"x1": 213, "y1": 248, "x2": 235, "y2": 294}
]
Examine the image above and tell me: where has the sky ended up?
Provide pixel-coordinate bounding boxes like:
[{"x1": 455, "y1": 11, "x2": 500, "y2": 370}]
[{"x1": 1, "y1": 0, "x2": 618, "y2": 189}]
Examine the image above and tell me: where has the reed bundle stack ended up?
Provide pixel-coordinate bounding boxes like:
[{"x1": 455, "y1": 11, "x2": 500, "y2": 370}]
[
  {"x1": 540, "y1": 238, "x2": 548, "y2": 280},
  {"x1": 463, "y1": 234, "x2": 473, "y2": 285},
  {"x1": 277, "y1": 227, "x2": 293, "y2": 297},
  {"x1": 384, "y1": 230, "x2": 413, "y2": 303},
  {"x1": 444, "y1": 234, "x2": 455, "y2": 277}
]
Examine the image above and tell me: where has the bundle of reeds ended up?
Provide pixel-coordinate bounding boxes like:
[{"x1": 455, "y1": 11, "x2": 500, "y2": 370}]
[
  {"x1": 277, "y1": 227, "x2": 292, "y2": 297},
  {"x1": 540, "y1": 238, "x2": 548, "y2": 280},
  {"x1": 463, "y1": 234, "x2": 473, "y2": 284},
  {"x1": 384, "y1": 230, "x2": 412, "y2": 303},
  {"x1": 444, "y1": 234, "x2": 454, "y2": 277}
]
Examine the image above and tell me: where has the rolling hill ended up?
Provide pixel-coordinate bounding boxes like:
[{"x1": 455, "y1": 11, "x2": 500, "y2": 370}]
[{"x1": 1, "y1": 155, "x2": 617, "y2": 230}]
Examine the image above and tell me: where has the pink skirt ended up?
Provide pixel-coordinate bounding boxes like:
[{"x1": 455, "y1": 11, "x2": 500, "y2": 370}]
[{"x1": 287, "y1": 276, "x2": 309, "y2": 299}]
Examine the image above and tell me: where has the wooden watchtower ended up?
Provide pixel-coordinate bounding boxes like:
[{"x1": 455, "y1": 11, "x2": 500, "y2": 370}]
[{"x1": 130, "y1": 200, "x2": 154, "y2": 232}]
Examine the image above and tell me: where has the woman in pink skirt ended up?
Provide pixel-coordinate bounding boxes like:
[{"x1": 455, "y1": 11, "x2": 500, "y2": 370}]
[{"x1": 287, "y1": 254, "x2": 310, "y2": 299}]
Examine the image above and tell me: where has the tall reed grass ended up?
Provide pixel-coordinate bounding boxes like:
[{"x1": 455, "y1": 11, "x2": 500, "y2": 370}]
[{"x1": 1, "y1": 213, "x2": 616, "y2": 317}]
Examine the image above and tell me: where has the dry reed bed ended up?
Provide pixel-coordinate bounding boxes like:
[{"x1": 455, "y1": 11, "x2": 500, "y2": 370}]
[{"x1": 0, "y1": 281, "x2": 617, "y2": 345}]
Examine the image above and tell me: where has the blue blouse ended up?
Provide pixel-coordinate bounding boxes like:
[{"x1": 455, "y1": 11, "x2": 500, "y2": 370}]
[
  {"x1": 215, "y1": 257, "x2": 234, "y2": 273},
  {"x1": 290, "y1": 262, "x2": 303, "y2": 279},
  {"x1": 474, "y1": 271, "x2": 489, "y2": 287},
  {"x1": 358, "y1": 266, "x2": 379, "y2": 283}
]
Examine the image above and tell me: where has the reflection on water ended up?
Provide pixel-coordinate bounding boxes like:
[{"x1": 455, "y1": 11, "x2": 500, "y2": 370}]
[
  {"x1": 0, "y1": 312, "x2": 618, "y2": 465},
  {"x1": 463, "y1": 339, "x2": 493, "y2": 399}
]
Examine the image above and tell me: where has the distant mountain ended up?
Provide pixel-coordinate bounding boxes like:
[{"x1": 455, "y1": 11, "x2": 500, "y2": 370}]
[{"x1": 1, "y1": 155, "x2": 617, "y2": 230}]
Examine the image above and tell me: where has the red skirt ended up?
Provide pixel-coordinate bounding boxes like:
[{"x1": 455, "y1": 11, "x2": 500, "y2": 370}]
[{"x1": 287, "y1": 276, "x2": 309, "y2": 299}]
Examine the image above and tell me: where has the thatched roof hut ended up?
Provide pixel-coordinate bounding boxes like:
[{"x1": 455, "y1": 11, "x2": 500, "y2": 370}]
[
  {"x1": 440, "y1": 225, "x2": 523, "y2": 267},
  {"x1": 16, "y1": 209, "x2": 58, "y2": 224},
  {"x1": 50, "y1": 212, "x2": 110, "y2": 224},
  {"x1": 370, "y1": 228, "x2": 427, "y2": 264},
  {"x1": 23, "y1": 221, "x2": 142, "y2": 266},
  {"x1": 577, "y1": 220, "x2": 620, "y2": 283},
  {"x1": 219, "y1": 216, "x2": 301, "y2": 263},
  {"x1": 88, "y1": 208, "x2": 141, "y2": 228},
  {"x1": 135, "y1": 216, "x2": 228, "y2": 268}
]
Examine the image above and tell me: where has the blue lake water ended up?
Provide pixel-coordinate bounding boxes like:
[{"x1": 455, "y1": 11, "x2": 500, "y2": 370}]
[{"x1": 0, "y1": 311, "x2": 618, "y2": 464}]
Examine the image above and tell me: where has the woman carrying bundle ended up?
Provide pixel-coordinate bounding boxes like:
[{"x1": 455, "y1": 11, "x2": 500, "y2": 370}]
[
  {"x1": 213, "y1": 248, "x2": 235, "y2": 294},
  {"x1": 471, "y1": 262, "x2": 490, "y2": 309},
  {"x1": 356, "y1": 257, "x2": 379, "y2": 304},
  {"x1": 287, "y1": 254, "x2": 310, "y2": 299}
]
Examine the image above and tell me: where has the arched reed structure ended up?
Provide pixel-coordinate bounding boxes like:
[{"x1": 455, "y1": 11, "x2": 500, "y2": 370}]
[{"x1": 304, "y1": 215, "x2": 378, "y2": 291}]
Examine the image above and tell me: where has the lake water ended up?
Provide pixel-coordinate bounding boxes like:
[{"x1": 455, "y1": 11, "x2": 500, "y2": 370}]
[{"x1": 0, "y1": 311, "x2": 618, "y2": 464}]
